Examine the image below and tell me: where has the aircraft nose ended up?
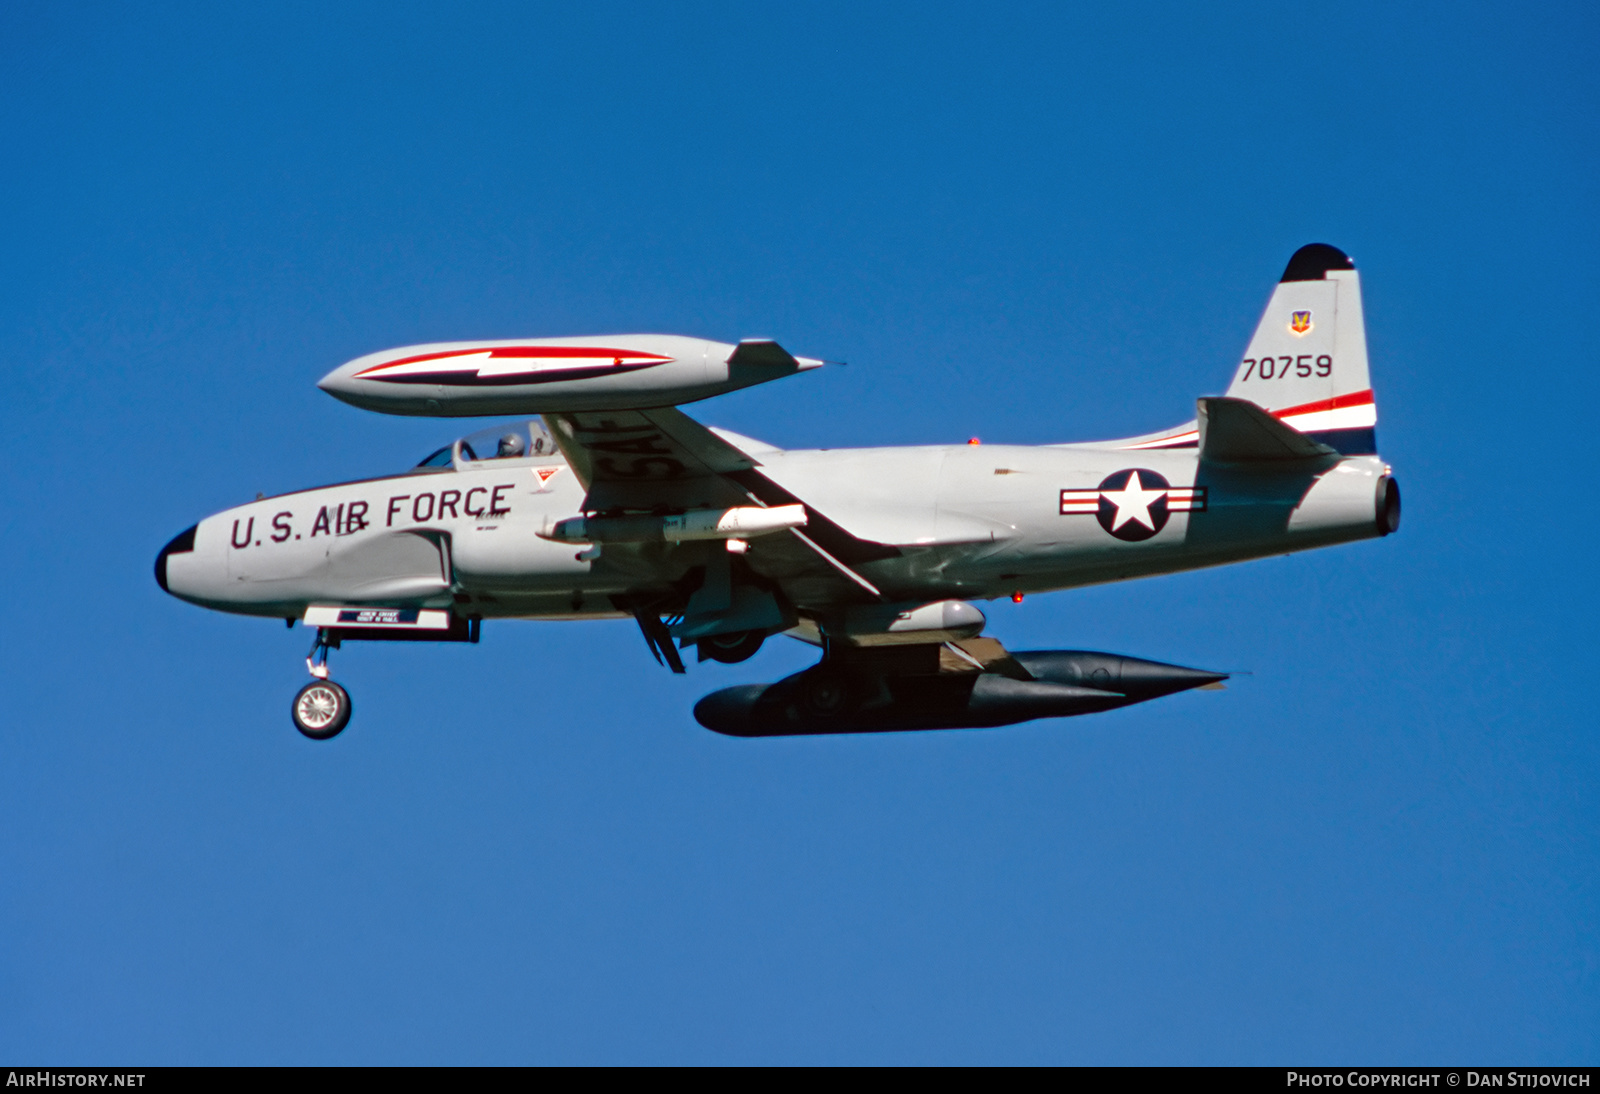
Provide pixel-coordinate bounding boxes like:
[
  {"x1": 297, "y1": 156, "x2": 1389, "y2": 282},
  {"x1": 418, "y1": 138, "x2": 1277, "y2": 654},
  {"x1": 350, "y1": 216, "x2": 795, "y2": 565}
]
[
  {"x1": 1113, "y1": 657, "x2": 1229, "y2": 699},
  {"x1": 693, "y1": 684, "x2": 771, "y2": 736},
  {"x1": 316, "y1": 355, "x2": 426, "y2": 415},
  {"x1": 154, "y1": 525, "x2": 198, "y2": 593},
  {"x1": 316, "y1": 363, "x2": 352, "y2": 399},
  {"x1": 316, "y1": 354, "x2": 376, "y2": 402}
]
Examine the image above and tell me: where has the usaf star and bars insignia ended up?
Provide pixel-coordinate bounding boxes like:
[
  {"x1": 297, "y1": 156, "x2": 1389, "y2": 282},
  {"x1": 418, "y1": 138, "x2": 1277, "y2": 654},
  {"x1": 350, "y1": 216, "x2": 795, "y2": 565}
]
[{"x1": 1059, "y1": 469, "x2": 1206, "y2": 542}]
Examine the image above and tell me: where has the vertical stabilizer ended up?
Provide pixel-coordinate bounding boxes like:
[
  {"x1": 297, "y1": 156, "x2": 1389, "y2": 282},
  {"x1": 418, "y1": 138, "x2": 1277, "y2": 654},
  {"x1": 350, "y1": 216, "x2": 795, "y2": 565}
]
[{"x1": 1224, "y1": 243, "x2": 1377, "y2": 454}]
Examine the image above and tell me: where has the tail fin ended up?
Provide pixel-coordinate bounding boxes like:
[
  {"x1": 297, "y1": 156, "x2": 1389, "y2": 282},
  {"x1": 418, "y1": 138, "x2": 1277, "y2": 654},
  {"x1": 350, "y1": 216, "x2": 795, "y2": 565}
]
[{"x1": 1225, "y1": 243, "x2": 1377, "y2": 455}]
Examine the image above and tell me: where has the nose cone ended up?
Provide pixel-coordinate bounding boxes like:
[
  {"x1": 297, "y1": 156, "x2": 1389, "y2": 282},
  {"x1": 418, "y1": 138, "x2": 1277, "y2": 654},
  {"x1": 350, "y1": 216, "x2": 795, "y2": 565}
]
[
  {"x1": 1013, "y1": 651, "x2": 1228, "y2": 700},
  {"x1": 154, "y1": 525, "x2": 198, "y2": 593},
  {"x1": 317, "y1": 356, "x2": 398, "y2": 414},
  {"x1": 1106, "y1": 656, "x2": 1229, "y2": 699},
  {"x1": 316, "y1": 343, "x2": 460, "y2": 416}
]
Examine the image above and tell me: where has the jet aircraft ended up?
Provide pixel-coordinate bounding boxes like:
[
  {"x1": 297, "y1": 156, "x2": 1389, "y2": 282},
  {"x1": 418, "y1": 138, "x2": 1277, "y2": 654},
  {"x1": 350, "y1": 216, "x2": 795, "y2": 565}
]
[{"x1": 156, "y1": 244, "x2": 1400, "y2": 740}]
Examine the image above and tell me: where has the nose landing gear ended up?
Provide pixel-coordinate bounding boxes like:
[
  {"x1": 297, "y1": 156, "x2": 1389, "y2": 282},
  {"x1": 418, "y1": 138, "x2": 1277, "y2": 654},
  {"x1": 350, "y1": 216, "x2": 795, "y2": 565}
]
[
  {"x1": 292, "y1": 629, "x2": 352, "y2": 740},
  {"x1": 292, "y1": 678, "x2": 352, "y2": 739}
]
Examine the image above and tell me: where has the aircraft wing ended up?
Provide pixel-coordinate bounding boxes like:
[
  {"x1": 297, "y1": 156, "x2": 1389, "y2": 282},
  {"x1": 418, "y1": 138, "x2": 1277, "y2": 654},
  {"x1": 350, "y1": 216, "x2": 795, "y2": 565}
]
[
  {"x1": 544, "y1": 407, "x2": 898, "y2": 606},
  {"x1": 544, "y1": 407, "x2": 759, "y2": 511}
]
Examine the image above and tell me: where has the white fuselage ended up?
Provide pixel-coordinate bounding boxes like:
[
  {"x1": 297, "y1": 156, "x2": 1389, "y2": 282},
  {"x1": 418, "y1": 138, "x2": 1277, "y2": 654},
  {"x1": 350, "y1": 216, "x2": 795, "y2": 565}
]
[{"x1": 161, "y1": 440, "x2": 1392, "y2": 622}]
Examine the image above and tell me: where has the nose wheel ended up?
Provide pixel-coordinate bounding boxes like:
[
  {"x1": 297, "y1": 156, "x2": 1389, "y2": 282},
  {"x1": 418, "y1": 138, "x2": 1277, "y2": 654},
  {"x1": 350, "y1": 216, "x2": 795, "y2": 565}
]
[
  {"x1": 293, "y1": 629, "x2": 352, "y2": 739},
  {"x1": 292, "y1": 679, "x2": 352, "y2": 739}
]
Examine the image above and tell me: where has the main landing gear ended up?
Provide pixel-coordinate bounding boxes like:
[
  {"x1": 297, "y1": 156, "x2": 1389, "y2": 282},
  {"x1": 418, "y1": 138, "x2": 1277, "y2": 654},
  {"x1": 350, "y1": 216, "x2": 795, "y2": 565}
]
[
  {"x1": 292, "y1": 629, "x2": 352, "y2": 740},
  {"x1": 699, "y1": 628, "x2": 766, "y2": 664}
]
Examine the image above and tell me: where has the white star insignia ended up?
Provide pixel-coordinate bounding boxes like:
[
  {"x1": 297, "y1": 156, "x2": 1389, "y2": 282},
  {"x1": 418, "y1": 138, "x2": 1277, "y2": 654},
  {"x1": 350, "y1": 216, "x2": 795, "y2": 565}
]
[{"x1": 1102, "y1": 471, "x2": 1166, "y2": 532}]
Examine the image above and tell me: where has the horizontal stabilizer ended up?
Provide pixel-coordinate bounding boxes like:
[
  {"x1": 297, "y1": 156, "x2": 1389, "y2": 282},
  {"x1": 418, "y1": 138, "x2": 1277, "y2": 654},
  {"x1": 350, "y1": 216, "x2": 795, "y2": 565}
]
[{"x1": 1198, "y1": 397, "x2": 1337, "y2": 463}]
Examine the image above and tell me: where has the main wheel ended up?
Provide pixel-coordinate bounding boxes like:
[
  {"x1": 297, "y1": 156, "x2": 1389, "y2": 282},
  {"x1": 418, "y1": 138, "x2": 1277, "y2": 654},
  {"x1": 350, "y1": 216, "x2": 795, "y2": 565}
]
[
  {"x1": 292, "y1": 679, "x2": 352, "y2": 740},
  {"x1": 799, "y1": 667, "x2": 855, "y2": 720},
  {"x1": 701, "y1": 629, "x2": 766, "y2": 664}
]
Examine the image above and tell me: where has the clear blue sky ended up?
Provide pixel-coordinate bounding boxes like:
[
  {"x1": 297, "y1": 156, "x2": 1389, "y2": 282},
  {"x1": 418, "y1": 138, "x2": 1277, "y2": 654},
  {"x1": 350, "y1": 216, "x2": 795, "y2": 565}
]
[{"x1": 2, "y1": 1, "x2": 1595, "y2": 1064}]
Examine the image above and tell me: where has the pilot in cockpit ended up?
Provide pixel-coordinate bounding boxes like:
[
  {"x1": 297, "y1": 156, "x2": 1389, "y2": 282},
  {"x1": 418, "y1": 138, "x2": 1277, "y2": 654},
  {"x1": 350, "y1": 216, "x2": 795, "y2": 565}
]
[{"x1": 496, "y1": 433, "x2": 526, "y2": 459}]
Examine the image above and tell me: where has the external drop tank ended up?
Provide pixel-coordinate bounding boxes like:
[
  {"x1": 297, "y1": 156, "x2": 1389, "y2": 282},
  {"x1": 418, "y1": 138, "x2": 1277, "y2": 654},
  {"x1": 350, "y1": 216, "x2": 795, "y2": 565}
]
[{"x1": 694, "y1": 648, "x2": 1227, "y2": 736}]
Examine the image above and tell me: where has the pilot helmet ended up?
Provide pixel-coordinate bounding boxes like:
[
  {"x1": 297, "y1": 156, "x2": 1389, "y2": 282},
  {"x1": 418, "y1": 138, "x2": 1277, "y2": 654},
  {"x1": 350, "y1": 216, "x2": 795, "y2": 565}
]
[{"x1": 497, "y1": 433, "x2": 526, "y2": 458}]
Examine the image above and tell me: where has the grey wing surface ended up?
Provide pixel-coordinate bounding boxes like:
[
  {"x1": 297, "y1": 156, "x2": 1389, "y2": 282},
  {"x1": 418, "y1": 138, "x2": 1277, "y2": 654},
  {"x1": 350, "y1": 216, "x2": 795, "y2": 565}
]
[{"x1": 544, "y1": 407, "x2": 896, "y2": 608}]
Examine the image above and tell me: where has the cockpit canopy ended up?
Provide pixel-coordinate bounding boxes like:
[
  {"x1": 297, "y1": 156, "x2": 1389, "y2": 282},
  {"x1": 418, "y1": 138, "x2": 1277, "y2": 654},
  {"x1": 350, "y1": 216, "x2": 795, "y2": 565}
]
[{"x1": 415, "y1": 419, "x2": 558, "y2": 469}]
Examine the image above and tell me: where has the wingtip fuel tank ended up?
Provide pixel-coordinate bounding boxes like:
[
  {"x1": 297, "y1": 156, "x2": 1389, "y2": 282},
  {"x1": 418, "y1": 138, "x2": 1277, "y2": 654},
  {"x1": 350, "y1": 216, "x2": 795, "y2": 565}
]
[{"x1": 318, "y1": 335, "x2": 823, "y2": 417}]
